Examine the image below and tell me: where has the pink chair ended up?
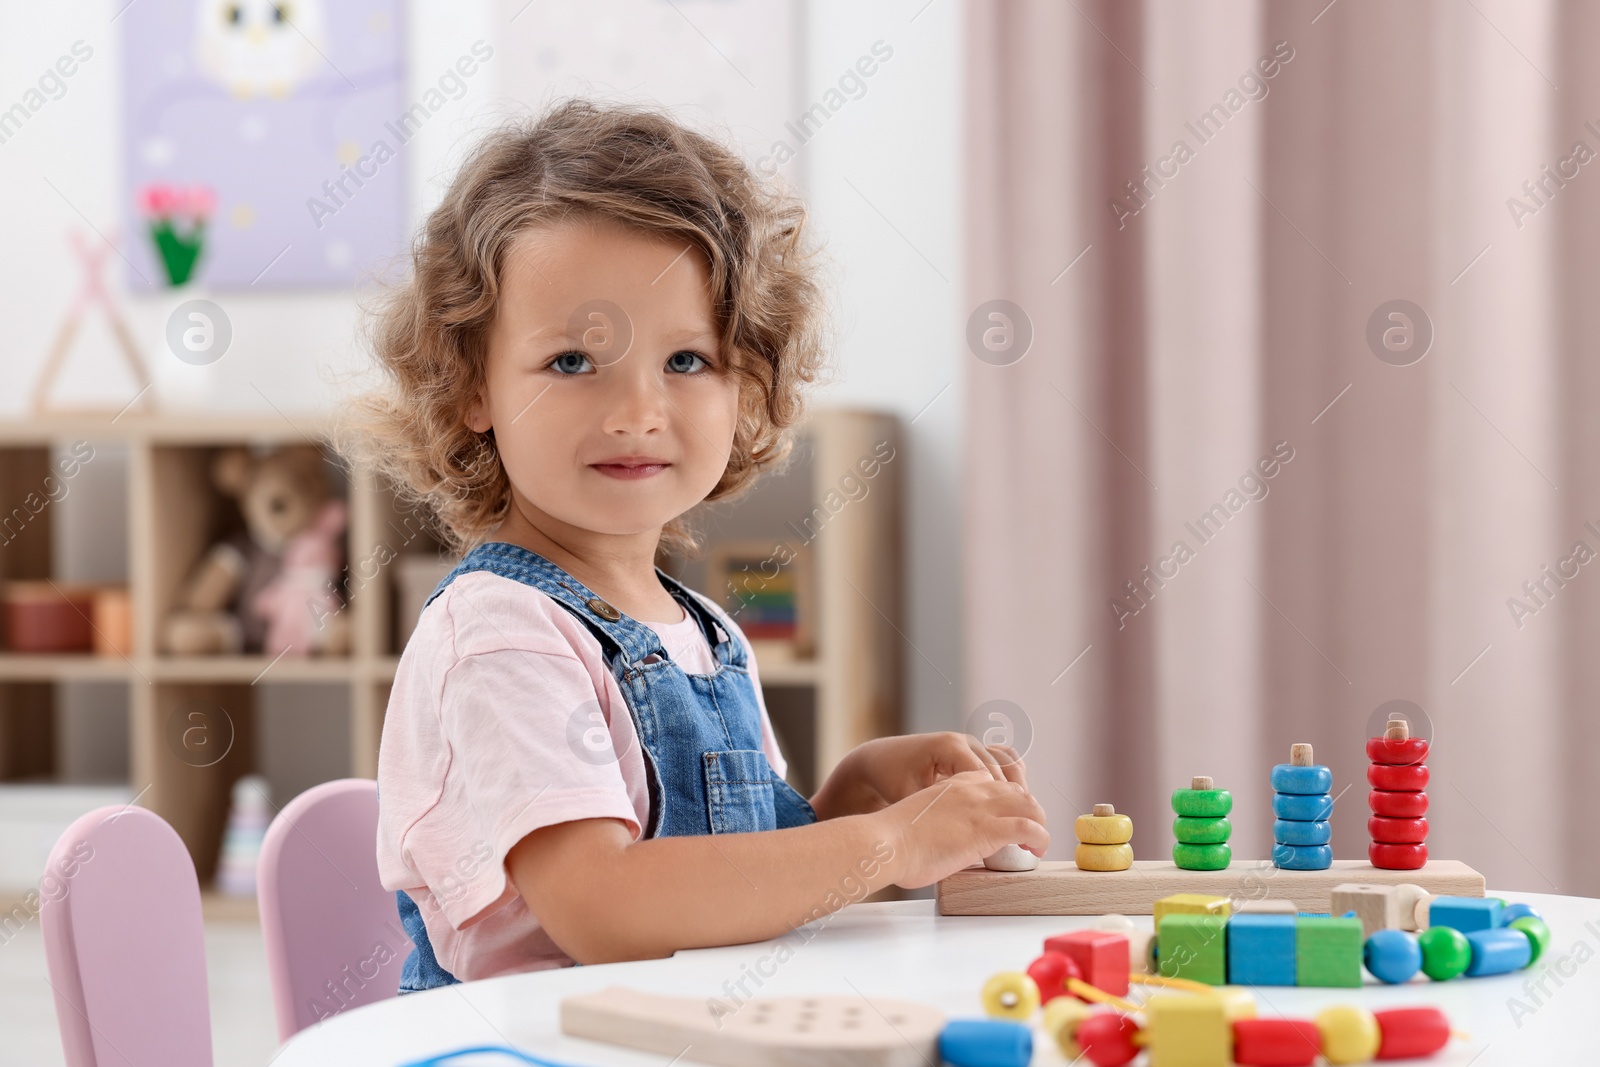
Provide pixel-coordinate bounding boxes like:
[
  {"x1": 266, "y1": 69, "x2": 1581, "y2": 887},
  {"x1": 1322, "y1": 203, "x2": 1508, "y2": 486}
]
[
  {"x1": 40, "y1": 804, "x2": 214, "y2": 1067},
  {"x1": 257, "y1": 778, "x2": 409, "y2": 1040}
]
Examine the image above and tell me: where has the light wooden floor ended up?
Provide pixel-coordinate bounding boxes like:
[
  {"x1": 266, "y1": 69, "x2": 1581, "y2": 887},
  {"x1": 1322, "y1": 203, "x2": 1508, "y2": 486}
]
[{"x1": 0, "y1": 917, "x2": 280, "y2": 1066}]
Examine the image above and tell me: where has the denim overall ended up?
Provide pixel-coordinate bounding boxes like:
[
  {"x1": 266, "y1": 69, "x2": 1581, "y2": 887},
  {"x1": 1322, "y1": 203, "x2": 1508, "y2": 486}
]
[{"x1": 393, "y1": 540, "x2": 817, "y2": 992}]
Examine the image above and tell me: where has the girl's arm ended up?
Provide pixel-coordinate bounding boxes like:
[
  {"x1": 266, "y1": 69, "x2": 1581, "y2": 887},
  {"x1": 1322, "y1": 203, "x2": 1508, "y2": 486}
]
[
  {"x1": 505, "y1": 770, "x2": 1047, "y2": 964},
  {"x1": 809, "y1": 731, "x2": 1027, "y2": 820}
]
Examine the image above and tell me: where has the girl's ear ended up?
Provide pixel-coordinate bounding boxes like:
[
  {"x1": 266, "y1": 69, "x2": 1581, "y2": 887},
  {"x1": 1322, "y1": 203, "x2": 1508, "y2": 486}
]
[{"x1": 464, "y1": 391, "x2": 491, "y2": 433}]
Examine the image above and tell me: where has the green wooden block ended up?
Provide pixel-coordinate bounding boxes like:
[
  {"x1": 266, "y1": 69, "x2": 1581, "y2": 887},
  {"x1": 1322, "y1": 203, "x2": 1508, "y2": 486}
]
[
  {"x1": 1171, "y1": 787, "x2": 1232, "y2": 818},
  {"x1": 1295, "y1": 916, "x2": 1363, "y2": 987},
  {"x1": 1158, "y1": 913, "x2": 1228, "y2": 985},
  {"x1": 1173, "y1": 815, "x2": 1231, "y2": 844},
  {"x1": 1173, "y1": 842, "x2": 1231, "y2": 870}
]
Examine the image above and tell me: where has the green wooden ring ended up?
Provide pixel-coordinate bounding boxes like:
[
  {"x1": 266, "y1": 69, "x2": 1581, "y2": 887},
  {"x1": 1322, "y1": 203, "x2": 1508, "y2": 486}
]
[
  {"x1": 1510, "y1": 916, "x2": 1551, "y2": 964},
  {"x1": 1172, "y1": 842, "x2": 1232, "y2": 870},
  {"x1": 1172, "y1": 815, "x2": 1231, "y2": 844},
  {"x1": 1171, "y1": 788, "x2": 1233, "y2": 818}
]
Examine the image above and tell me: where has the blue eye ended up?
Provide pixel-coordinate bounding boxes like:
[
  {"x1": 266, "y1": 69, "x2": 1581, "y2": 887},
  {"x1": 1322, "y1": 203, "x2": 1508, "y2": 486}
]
[
  {"x1": 548, "y1": 351, "x2": 593, "y2": 375},
  {"x1": 667, "y1": 350, "x2": 709, "y2": 374}
]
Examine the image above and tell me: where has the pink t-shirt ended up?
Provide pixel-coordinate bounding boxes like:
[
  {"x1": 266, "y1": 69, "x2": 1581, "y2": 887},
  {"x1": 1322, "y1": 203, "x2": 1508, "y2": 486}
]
[{"x1": 375, "y1": 568, "x2": 790, "y2": 982}]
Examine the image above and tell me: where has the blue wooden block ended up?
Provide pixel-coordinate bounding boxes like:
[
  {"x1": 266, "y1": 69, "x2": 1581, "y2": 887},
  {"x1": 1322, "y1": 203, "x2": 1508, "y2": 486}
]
[
  {"x1": 1227, "y1": 914, "x2": 1296, "y2": 985},
  {"x1": 1429, "y1": 896, "x2": 1502, "y2": 934},
  {"x1": 1270, "y1": 764, "x2": 1332, "y2": 794},
  {"x1": 1500, "y1": 902, "x2": 1543, "y2": 926},
  {"x1": 939, "y1": 1019, "x2": 1033, "y2": 1067},
  {"x1": 1464, "y1": 928, "x2": 1532, "y2": 977},
  {"x1": 1272, "y1": 818, "x2": 1331, "y2": 846},
  {"x1": 1272, "y1": 842, "x2": 1332, "y2": 870},
  {"x1": 1272, "y1": 792, "x2": 1333, "y2": 821}
]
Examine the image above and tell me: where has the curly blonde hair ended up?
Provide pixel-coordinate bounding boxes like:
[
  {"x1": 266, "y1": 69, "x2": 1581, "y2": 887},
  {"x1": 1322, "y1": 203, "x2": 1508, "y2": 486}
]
[{"x1": 337, "y1": 99, "x2": 832, "y2": 559}]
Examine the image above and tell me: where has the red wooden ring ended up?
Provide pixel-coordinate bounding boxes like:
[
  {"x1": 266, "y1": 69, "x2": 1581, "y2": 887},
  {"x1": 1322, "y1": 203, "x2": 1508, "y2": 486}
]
[
  {"x1": 1368, "y1": 789, "x2": 1428, "y2": 818},
  {"x1": 1367, "y1": 763, "x2": 1428, "y2": 791},
  {"x1": 1368, "y1": 815, "x2": 1428, "y2": 843},
  {"x1": 1369, "y1": 841, "x2": 1428, "y2": 869},
  {"x1": 1366, "y1": 736, "x2": 1430, "y2": 766}
]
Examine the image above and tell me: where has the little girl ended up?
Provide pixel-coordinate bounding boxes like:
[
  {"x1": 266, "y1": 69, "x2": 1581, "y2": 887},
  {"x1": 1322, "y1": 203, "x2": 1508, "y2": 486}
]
[{"x1": 348, "y1": 99, "x2": 1048, "y2": 993}]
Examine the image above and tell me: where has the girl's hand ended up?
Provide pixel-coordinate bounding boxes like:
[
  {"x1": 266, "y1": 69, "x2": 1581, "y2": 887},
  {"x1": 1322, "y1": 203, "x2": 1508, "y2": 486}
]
[
  {"x1": 870, "y1": 770, "x2": 1049, "y2": 888},
  {"x1": 810, "y1": 732, "x2": 1028, "y2": 820}
]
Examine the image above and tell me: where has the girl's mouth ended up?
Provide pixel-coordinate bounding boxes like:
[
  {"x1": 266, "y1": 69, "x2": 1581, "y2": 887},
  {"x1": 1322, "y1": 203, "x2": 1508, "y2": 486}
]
[{"x1": 590, "y1": 462, "x2": 670, "y2": 480}]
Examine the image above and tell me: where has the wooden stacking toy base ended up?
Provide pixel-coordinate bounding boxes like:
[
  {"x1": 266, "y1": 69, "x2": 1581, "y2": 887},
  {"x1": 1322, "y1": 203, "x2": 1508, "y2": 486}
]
[{"x1": 936, "y1": 859, "x2": 1484, "y2": 916}]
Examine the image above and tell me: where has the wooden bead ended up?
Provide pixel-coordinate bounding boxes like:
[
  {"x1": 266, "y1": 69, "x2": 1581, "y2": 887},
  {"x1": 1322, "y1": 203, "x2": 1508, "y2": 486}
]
[
  {"x1": 1273, "y1": 818, "x2": 1331, "y2": 846},
  {"x1": 1464, "y1": 928, "x2": 1532, "y2": 977},
  {"x1": 1075, "y1": 842, "x2": 1134, "y2": 872},
  {"x1": 1042, "y1": 997, "x2": 1093, "y2": 1058},
  {"x1": 1272, "y1": 842, "x2": 1332, "y2": 870},
  {"x1": 1227, "y1": 914, "x2": 1295, "y2": 986},
  {"x1": 1075, "y1": 810, "x2": 1134, "y2": 845},
  {"x1": 1145, "y1": 994, "x2": 1231, "y2": 1066},
  {"x1": 1367, "y1": 815, "x2": 1428, "y2": 844},
  {"x1": 1153, "y1": 893, "x2": 1231, "y2": 927},
  {"x1": 1428, "y1": 896, "x2": 1502, "y2": 933},
  {"x1": 1026, "y1": 951, "x2": 1080, "y2": 1002},
  {"x1": 979, "y1": 971, "x2": 1040, "y2": 1020},
  {"x1": 1367, "y1": 763, "x2": 1428, "y2": 791},
  {"x1": 1314, "y1": 1006, "x2": 1380, "y2": 1065},
  {"x1": 1231, "y1": 1018, "x2": 1321, "y2": 1066},
  {"x1": 1417, "y1": 926, "x2": 1471, "y2": 980},
  {"x1": 1045, "y1": 929, "x2": 1131, "y2": 996},
  {"x1": 1075, "y1": 1012, "x2": 1141, "y2": 1067},
  {"x1": 1501, "y1": 902, "x2": 1543, "y2": 925},
  {"x1": 1373, "y1": 1007, "x2": 1450, "y2": 1061},
  {"x1": 1173, "y1": 842, "x2": 1232, "y2": 870},
  {"x1": 1362, "y1": 929, "x2": 1422, "y2": 983},
  {"x1": 1273, "y1": 792, "x2": 1333, "y2": 821},
  {"x1": 1171, "y1": 787, "x2": 1233, "y2": 818},
  {"x1": 1270, "y1": 764, "x2": 1332, "y2": 795},
  {"x1": 1172, "y1": 815, "x2": 1231, "y2": 844},
  {"x1": 1368, "y1": 788, "x2": 1428, "y2": 818},
  {"x1": 1365, "y1": 736, "x2": 1429, "y2": 765},
  {"x1": 984, "y1": 844, "x2": 1040, "y2": 871},
  {"x1": 1392, "y1": 883, "x2": 1428, "y2": 931},
  {"x1": 1368, "y1": 841, "x2": 1427, "y2": 870},
  {"x1": 938, "y1": 1019, "x2": 1032, "y2": 1067},
  {"x1": 1330, "y1": 883, "x2": 1402, "y2": 937},
  {"x1": 1510, "y1": 916, "x2": 1552, "y2": 964},
  {"x1": 1296, "y1": 916, "x2": 1363, "y2": 987}
]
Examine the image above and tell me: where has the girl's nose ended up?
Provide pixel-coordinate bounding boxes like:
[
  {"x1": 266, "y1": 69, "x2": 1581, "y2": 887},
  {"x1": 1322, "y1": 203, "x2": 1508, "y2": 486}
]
[{"x1": 599, "y1": 359, "x2": 670, "y2": 435}]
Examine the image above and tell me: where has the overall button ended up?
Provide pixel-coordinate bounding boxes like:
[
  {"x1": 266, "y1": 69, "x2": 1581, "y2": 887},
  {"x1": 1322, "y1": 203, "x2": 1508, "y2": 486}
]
[{"x1": 587, "y1": 597, "x2": 621, "y2": 621}]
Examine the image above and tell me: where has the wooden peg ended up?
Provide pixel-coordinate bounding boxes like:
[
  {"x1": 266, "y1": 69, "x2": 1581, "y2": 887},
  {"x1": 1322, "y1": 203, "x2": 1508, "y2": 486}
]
[
  {"x1": 1190, "y1": 776, "x2": 1213, "y2": 790},
  {"x1": 1094, "y1": 803, "x2": 1116, "y2": 817},
  {"x1": 1385, "y1": 718, "x2": 1410, "y2": 741},
  {"x1": 1290, "y1": 744, "x2": 1314, "y2": 767}
]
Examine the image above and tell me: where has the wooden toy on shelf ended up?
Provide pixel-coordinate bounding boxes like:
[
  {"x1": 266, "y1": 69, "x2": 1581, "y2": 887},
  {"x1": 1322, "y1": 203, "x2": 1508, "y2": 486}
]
[
  {"x1": 1368, "y1": 716, "x2": 1429, "y2": 870},
  {"x1": 1272, "y1": 743, "x2": 1333, "y2": 871},
  {"x1": 1172, "y1": 776, "x2": 1232, "y2": 871},
  {"x1": 1075, "y1": 803, "x2": 1134, "y2": 871}
]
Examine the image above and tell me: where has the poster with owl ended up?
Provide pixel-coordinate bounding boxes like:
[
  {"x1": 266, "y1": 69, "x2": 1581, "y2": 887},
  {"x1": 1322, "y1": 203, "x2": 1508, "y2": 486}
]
[{"x1": 121, "y1": 0, "x2": 407, "y2": 290}]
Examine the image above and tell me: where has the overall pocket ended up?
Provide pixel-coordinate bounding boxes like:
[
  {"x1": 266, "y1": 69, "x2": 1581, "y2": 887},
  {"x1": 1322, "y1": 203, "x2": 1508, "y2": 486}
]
[{"x1": 702, "y1": 749, "x2": 779, "y2": 834}]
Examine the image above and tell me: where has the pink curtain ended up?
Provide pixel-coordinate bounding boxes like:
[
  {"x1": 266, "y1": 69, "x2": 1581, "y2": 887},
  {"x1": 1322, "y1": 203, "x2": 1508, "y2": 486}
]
[{"x1": 966, "y1": 0, "x2": 1600, "y2": 896}]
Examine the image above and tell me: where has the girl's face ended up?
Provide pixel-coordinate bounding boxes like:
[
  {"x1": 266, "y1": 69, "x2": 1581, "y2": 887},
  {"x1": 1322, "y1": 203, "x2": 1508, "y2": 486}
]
[{"x1": 467, "y1": 216, "x2": 740, "y2": 541}]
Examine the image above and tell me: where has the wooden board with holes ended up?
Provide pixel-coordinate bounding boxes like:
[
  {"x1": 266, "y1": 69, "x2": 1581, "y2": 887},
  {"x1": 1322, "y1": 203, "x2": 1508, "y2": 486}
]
[
  {"x1": 936, "y1": 859, "x2": 1485, "y2": 916},
  {"x1": 559, "y1": 986, "x2": 945, "y2": 1067}
]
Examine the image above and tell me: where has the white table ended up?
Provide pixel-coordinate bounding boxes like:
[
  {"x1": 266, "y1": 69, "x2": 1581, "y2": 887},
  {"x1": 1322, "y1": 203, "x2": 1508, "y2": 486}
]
[{"x1": 273, "y1": 890, "x2": 1600, "y2": 1066}]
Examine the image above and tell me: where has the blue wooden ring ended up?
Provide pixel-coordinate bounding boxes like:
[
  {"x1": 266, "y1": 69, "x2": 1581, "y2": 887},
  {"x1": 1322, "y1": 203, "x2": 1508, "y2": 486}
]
[
  {"x1": 1272, "y1": 792, "x2": 1333, "y2": 821},
  {"x1": 1270, "y1": 764, "x2": 1333, "y2": 794},
  {"x1": 1273, "y1": 818, "x2": 1331, "y2": 846},
  {"x1": 1271, "y1": 842, "x2": 1332, "y2": 870}
]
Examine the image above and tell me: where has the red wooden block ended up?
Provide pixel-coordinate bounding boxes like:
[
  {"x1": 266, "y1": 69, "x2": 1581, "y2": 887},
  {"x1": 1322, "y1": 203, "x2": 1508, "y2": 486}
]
[
  {"x1": 1368, "y1": 815, "x2": 1429, "y2": 843},
  {"x1": 1365, "y1": 736, "x2": 1429, "y2": 766},
  {"x1": 1368, "y1": 763, "x2": 1428, "y2": 791},
  {"x1": 1369, "y1": 841, "x2": 1428, "y2": 869},
  {"x1": 1044, "y1": 929, "x2": 1130, "y2": 996},
  {"x1": 1374, "y1": 1007, "x2": 1450, "y2": 1060},
  {"x1": 1368, "y1": 789, "x2": 1428, "y2": 818},
  {"x1": 1026, "y1": 950, "x2": 1081, "y2": 1002},
  {"x1": 1231, "y1": 1017, "x2": 1322, "y2": 1066}
]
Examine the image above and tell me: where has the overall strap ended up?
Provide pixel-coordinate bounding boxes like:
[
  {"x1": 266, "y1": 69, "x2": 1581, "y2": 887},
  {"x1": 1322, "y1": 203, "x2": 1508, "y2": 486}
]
[{"x1": 654, "y1": 567, "x2": 747, "y2": 669}]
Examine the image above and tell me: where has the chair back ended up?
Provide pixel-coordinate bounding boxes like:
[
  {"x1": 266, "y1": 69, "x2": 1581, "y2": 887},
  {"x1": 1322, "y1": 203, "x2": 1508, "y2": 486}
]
[
  {"x1": 40, "y1": 804, "x2": 213, "y2": 1067},
  {"x1": 258, "y1": 778, "x2": 409, "y2": 1039}
]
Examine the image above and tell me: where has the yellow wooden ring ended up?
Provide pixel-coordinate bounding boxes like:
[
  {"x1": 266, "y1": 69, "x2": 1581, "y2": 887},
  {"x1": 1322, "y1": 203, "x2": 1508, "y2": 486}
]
[
  {"x1": 1315, "y1": 1005, "x2": 1380, "y2": 1065},
  {"x1": 1075, "y1": 842, "x2": 1134, "y2": 871},
  {"x1": 1075, "y1": 812, "x2": 1134, "y2": 845},
  {"x1": 1042, "y1": 996, "x2": 1092, "y2": 1057},
  {"x1": 980, "y1": 971, "x2": 1040, "y2": 1021}
]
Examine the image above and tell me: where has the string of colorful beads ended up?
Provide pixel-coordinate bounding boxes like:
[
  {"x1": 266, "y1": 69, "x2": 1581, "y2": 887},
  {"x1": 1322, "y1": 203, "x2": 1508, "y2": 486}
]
[
  {"x1": 1172, "y1": 776, "x2": 1232, "y2": 871},
  {"x1": 1271, "y1": 743, "x2": 1333, "y2": 870},
  {"x1": 1367, "y1": 715, "x2": 1429, "y2": 870}
]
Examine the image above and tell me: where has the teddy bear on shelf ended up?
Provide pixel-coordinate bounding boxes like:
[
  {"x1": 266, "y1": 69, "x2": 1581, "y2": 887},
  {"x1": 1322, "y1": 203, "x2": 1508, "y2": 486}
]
[{"x1": 161, "y1": 445, "x2": 351, "y2": 658}]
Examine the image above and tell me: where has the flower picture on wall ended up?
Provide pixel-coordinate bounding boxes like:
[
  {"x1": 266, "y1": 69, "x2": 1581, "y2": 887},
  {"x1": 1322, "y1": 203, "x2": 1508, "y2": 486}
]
[{"x1": 119, "y1": 0, "x2": 408, "y2": 290}]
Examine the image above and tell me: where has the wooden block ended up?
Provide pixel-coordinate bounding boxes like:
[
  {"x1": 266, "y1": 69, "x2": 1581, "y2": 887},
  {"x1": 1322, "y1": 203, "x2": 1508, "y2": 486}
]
[
  {"x1": 1427, "y1": 895, "x2": 1502, "y2": 933},
  {"x1": 1234, "y1": 898, "x2": 1297, "y2": 915},
  {"x1": 1295, "y1": 916, "x2": 1363, "y2": 987},
  {"x1": 1227, "y1": 914, "x2": 1296, "y2": 986},
  {"x1": 559, "y1": 986, "x2": 945, "y2": 1067},
  {"x1": 1044, "y1": 929, "x2": 1130, "y2": 996},
  {"x1": 1152, "y1": 893, "x2": 1231, "y2": 928},
  {"x1": 1145, "y1": 993, "x2": 1232, "y2": 1067},
  {"x1": 1157, "y1": 914, "x2": 1227, "y2": 985},
  {"x1": 1329, "y1": 883, "x2": 1401, "y2": 938},
  {"x1": 937, "y1": 859, "x2": 1485, "y2": 916}
]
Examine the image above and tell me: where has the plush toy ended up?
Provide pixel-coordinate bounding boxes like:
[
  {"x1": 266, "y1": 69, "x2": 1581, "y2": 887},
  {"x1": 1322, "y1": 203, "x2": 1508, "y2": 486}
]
[{"x1": 161, "y1": 445, "x2": 351, "y2": 657}]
